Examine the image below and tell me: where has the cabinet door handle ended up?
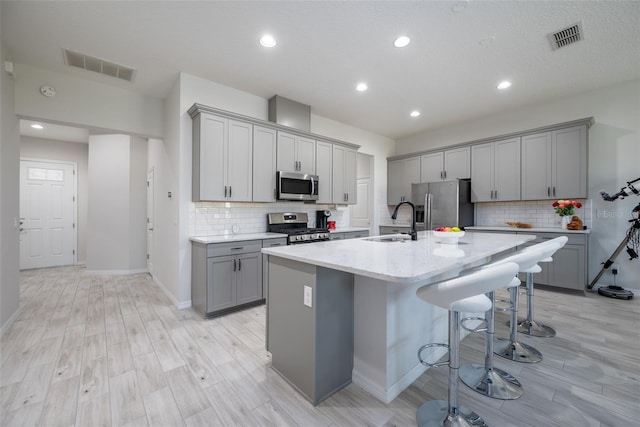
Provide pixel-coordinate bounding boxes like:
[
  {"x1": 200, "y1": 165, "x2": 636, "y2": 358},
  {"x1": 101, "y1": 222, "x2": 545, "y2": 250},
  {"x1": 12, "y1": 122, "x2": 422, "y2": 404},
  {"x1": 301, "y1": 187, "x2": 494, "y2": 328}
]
[
  {"x1": 229, "y1": 186, "x2": 232, "y2": 198},
  {"x1": 238, "y1": 259, "x2": 241, "y2": 271},
  {"x1": 443, "y1": 170, "x2": 447, "y2": 179},
  {"x1": 552, "y1": 186, "x2": 556, "y2": 197},
  {"x1": 547, "y1": 187, "x2": 551, "y2": 197},
  {"x1": 233, "y1": 259, "x2": 237, "y2": 271},
  {"x1": 224, "y1": 186, "x2": 228, "y2": 198},
  {"x1": 440, "y1": 171, "x2": 443, "y2": 179},
  {"x1": 231, "y1": 247, "x2": 244, "y2": 250},
  {"x1": 495, "y1": 190, "x2": 498, "y2": 199},
  {"x1": 490, "y1": 190, "x2": 493, "y2": 199}
]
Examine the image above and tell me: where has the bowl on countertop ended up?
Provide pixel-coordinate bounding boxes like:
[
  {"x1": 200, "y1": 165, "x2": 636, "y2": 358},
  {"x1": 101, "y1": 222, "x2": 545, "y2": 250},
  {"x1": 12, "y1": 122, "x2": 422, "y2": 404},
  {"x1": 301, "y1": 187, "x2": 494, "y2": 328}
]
[{"x1": 432, "y1": 230, "x2": 465, "y2": 244}]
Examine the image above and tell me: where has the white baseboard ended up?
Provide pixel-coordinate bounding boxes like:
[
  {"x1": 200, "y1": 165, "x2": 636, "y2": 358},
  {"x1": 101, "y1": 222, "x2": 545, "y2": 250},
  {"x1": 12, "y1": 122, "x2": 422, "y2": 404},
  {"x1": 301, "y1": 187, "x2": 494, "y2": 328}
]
[
  {"x1": 151, "y1": 275, "x2": 192, "y2": 310},
  {"x1": 352, "y1": 346, "x2": 447, "y2": 404},
  {"x1": 0, "y1": 307, "x2": 20, "y2": 337},
  {"x1": 85, "y1": 268, "x2": 149, "y2": 275}
]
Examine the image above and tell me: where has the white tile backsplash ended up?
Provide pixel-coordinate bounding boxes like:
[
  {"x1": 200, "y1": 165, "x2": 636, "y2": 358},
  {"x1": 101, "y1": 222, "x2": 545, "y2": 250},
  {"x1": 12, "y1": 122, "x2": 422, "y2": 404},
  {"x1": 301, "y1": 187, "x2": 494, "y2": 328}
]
[
  {"x1": 474, "y1": 199, "x2": 592, "y2": 229},
  {"x1": 191, "y1": 202, "x2": 350, "y2": 236}
]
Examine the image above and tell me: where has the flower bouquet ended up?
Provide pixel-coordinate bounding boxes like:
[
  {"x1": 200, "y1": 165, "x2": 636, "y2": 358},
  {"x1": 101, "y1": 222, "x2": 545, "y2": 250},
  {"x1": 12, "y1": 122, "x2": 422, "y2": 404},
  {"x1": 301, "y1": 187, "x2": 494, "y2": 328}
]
[{"x1": 552, "y1": 199, "x2": 582, "y2": 217}]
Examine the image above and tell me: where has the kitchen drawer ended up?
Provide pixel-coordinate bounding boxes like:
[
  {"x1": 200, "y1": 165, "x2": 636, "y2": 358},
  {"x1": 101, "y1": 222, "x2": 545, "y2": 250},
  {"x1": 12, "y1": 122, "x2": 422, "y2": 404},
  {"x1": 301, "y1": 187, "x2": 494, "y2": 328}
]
[
  {"x1": 329, "y1": 233, "x2": 345, "y2": 240},
  {"x1": 380, "y1": 225, "x2": 411, "y2": 235},
  {"x1": 516, "y1": 232, "x2": 585, "y2": 246},
  {"x1": 207, "y1": 240, "x2": 262, "y2": 257},
  {"x1": 262, "y1": 238, "x2": 287, "y2": 248},
  {"x1": 344, "y1": 231, "x2": 369, "y2": 239}
]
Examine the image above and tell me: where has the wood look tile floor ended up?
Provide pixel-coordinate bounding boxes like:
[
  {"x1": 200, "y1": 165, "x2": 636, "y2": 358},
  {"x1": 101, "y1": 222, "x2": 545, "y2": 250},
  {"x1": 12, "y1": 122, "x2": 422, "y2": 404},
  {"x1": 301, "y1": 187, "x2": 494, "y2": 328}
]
[{"x1": 1, "y1": 266, "x2": 638, "y2": 426}]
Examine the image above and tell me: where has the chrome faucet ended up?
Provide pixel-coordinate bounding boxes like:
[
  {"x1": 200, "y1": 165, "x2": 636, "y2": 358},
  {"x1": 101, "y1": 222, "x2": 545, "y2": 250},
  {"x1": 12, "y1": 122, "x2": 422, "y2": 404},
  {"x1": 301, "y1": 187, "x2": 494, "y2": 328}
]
[{"x1": 391, "y1": 201, "x2": 417, "y2": 241}]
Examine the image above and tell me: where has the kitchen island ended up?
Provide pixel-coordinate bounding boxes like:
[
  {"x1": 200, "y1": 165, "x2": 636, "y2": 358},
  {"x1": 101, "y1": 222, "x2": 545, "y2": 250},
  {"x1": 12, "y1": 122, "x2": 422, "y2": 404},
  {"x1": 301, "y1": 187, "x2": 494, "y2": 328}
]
[{"x1": 262, "y1": 231, "x2": 535, "y2": 405}]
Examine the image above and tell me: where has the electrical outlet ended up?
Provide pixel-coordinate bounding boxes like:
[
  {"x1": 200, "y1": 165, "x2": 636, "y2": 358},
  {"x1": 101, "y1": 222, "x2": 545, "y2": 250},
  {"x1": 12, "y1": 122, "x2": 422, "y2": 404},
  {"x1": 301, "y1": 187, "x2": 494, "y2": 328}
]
[
  {"x1": 303, "y1": 285, "x2": 312, "y2": 307},
  {"x1": 612, "y1": 264, "x2": 620, "y2": 275}
]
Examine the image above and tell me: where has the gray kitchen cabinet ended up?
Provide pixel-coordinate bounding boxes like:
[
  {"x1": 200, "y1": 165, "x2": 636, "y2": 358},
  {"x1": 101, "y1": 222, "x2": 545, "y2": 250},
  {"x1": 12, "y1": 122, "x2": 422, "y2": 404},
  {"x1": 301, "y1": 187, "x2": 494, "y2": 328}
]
[
  {"x1": 329, "y1": 232, "x2": 344, "y2": 240},
  {"x1": 192, "y1": 112, "x2": 253, "y2": 201},
  {"x1": 315, "y1": 140, "x2": 333, "y2": 203},
  {"x1": 191, "y1": 240, "x2": 263, "y2": 318},
  {"x1": 379, "y1": 225, "x2": 412, "y2": 235},
  {"x1": 521, "y1": 125, "x2": 588, "y2": 200},
  {"x1": 470, "y1": 137, "x2": 521, "y2": 202},
  {"x1": 252, "y1": 125, "x2": 277, "y2": 202},
  {"x1": 277, "y1": 131, "x2": 316, "y2": 174},
  {"x1": 387, "y1": 156, "x2": 421, "y2": 205},
  {"x1": 517, "y1": 232, "x2": 587, "y2": 292},
  {"x1": 344, "y1": 230, "x2": 369, "y2": 239},
  {"x1": 332, "y1": 144, "x2": 357, "y2": 204},
  {"x1": 420, "y1": 147, "x2": 470, "y2": 183}
]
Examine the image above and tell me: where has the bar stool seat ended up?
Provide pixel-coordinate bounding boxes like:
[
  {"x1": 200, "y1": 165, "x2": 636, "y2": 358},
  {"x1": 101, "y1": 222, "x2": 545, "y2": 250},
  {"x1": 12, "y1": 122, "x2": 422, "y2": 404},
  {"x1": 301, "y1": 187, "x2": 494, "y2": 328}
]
[
  {"x1": 459, "y1": 248, "x2": 544, "y2": 400},
  {"x1": 415, "y1": 262, "x2": 520, "y2": 427}
]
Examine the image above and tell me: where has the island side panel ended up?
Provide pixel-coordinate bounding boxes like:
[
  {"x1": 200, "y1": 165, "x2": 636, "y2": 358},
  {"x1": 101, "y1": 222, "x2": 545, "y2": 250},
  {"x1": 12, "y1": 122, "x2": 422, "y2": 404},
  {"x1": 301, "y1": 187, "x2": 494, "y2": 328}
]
[
  {"x1": 267, "y1": 257, "x2": 355, "y2": 405},
  {"x1": 315, "y1": 266, "x2": 354, "y2": 402},
  {"x1": 268, "y1": 256, "x2": 317, "y2": 402}
]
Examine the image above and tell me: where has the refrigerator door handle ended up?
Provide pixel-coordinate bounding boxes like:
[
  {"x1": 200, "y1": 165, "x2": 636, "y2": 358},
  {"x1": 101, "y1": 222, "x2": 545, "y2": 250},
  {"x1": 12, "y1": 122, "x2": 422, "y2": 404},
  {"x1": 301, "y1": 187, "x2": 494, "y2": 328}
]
[{"x1": 426, "y1": 194, "x2": 433, "y2": 230}]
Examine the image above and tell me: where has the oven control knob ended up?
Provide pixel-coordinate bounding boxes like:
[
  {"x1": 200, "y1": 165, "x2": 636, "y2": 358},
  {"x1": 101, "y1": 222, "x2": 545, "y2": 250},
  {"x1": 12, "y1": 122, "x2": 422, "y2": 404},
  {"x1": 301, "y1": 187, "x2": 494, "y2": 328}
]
[{"x1": 300, "y1": 234, "x2": 309, "y2": 241}]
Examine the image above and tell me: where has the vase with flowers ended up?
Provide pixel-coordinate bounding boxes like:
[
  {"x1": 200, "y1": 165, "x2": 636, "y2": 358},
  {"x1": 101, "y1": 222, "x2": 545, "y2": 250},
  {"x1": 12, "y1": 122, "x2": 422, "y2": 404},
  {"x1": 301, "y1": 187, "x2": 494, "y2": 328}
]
[{"x1": 552, "y1": 199, "x2": 582, "y2": 229}]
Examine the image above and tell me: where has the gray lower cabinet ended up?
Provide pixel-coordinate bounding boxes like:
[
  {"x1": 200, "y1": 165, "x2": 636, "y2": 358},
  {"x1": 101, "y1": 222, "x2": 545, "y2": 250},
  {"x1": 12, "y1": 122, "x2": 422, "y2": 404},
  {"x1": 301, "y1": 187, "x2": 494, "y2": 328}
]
[
  {"x1": 379, "y1": 225, "x2": 412, "y2": 235},
  {"x1": 192, "y1": 239, "x2": 264, "y2": 318},
  {"x1": 469, "y1": 230, "x2": 588, "y2": 291}
]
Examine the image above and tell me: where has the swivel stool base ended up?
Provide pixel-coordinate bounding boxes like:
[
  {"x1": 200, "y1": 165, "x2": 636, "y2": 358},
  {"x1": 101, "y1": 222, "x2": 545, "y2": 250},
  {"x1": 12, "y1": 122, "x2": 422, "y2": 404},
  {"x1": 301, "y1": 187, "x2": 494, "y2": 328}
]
[
  {"x1": 417, "y1": 400, "x2": 488, "y2": 427},
  {"x1": 517, "y1": 319, "x2": 556, "y2": 337},
  {"x1": 494, "y1": 339, "x2": 542, "y2": 363},
  {"x1": 459, "y1": 364, "x2": 522, "y2": 400}
]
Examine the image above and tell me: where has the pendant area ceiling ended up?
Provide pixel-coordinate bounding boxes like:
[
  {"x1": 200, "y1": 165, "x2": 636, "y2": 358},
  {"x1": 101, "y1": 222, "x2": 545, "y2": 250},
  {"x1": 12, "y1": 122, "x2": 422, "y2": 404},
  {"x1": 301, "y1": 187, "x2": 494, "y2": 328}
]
[{"x1": 2, "y1": 1, "x2": 639, "y2": 140}]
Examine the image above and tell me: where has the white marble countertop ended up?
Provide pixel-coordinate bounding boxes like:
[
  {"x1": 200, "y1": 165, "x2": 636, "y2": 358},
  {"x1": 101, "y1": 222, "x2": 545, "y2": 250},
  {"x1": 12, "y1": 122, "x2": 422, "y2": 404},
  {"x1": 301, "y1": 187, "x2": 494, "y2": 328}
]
[
  {"x1": 190, "y1": 232, "x2": 287, "y2": 244},
  {"x1": 330, "y1": 227, "x2": 370, "y2": 233},
  {"x1": 262, "y1": 230, "x2": 535, "y2": 284},
  {"x1": 466, "y1": 226, "x2": 590, "y2": 234}
]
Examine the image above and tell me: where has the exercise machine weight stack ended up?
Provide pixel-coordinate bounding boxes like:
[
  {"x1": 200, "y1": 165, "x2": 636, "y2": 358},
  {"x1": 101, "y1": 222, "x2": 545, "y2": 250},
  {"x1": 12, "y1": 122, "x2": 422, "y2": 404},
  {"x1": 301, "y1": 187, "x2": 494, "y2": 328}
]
[{"x1": 587, "y1": 177, "x2": 640, "y2": 299}]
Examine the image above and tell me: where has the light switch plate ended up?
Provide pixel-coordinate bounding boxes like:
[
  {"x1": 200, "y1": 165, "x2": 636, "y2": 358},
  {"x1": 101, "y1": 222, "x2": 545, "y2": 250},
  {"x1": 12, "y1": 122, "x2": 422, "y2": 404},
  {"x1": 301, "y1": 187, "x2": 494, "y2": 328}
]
[{"x1": 303, "y1": 285, "x2": 312, "y2": 307}]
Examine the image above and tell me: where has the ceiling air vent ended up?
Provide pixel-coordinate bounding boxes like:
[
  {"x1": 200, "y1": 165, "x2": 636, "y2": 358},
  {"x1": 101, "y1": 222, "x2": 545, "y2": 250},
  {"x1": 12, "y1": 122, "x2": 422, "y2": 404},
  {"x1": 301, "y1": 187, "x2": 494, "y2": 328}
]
[
  {"x1": 548, "y1": 22, "x2": 583, "y2": 50},
  {"x1": 63, "y1": 48, "x2": 136, "y2": 82}
]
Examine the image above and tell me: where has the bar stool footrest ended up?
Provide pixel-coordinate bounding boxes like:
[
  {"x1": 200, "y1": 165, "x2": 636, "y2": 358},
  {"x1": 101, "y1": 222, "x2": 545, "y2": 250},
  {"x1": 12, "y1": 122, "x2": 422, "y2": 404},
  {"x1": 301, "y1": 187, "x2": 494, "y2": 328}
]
[
  {"x1": 418, "y1": 343, "x2": 449, "y2": 367},
  {"x1": 461, "y1": 316, "x2": 488, "y2": 333}
]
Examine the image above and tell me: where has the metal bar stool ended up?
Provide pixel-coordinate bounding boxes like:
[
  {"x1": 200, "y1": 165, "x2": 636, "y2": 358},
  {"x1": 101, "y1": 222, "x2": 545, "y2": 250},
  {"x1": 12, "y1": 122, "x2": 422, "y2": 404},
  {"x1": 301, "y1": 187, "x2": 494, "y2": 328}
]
[
  {"x1": 459, "y1": 249, "x2": 543, "y2": 400},
  {"x1": 517, "y1": 236, "x2": 568, "y2": 337},
  {"x1": 416, "y1": 262, "x2": 520, "y2": 427}
]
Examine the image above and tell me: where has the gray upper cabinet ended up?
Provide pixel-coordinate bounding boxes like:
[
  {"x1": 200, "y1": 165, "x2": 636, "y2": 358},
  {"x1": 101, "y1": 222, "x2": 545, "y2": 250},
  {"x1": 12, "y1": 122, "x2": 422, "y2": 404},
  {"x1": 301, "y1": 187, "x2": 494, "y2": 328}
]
[
  {"x1": 387, "y1": 156, "x2": 421, "y2": 205},
  {"x1": 252, "y1": 126, "x2": 277, "y2": 202},
  {"x1": 521, "y1": 125, "x2": 587, "y2": 200},
  {"x1": 420, "y1": 147, "x2": 470, "y2": 182},
  {"x1": 315, "y1": 140, "x2": 333, "y2": 204},
  {"x1": 276, "y1": 131, "x2": 316, "y2": 175},
  {"x1": 192, "y1": 113, "x2": 252, "y2": 202},
  {"x1": 470, "y1": 137, "x2": 521, "y2": 202},
  {"x1": 332, "y1": 144, "x2": 357, "y2": 204}
]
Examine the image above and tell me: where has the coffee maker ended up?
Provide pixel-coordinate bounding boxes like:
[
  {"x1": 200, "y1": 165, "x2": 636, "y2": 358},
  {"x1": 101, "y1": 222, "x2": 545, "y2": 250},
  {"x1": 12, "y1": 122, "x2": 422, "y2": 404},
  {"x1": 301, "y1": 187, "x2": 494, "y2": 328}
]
[{"x1": 316, "y1": 210, "x2": 331, "y2": 229}]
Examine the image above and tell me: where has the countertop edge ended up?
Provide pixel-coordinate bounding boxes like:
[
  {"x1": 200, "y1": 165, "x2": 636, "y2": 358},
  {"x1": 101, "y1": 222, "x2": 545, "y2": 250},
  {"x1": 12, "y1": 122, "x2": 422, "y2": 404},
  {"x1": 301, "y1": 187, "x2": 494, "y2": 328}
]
[
  {"x1": 466, "y1": 226, "x2": 590, "y2": 234},
  {"x1": 190, "y1": 232, "x2": 288, "y2": 244}
]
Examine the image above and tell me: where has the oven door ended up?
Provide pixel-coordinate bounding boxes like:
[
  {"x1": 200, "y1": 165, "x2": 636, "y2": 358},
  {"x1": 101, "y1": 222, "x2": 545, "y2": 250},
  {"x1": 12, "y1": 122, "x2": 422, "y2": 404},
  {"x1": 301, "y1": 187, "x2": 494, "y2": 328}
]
[{"x1": 277, "y1": 171, "x2": 319, "y2": 201}]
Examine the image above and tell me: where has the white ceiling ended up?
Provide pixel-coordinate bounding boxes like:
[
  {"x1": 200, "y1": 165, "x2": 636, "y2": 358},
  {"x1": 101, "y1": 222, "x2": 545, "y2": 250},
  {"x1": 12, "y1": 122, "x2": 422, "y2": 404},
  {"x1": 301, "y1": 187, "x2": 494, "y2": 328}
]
[{"x1": 3, "y1": 1, "x2": 639, "y2": 140}]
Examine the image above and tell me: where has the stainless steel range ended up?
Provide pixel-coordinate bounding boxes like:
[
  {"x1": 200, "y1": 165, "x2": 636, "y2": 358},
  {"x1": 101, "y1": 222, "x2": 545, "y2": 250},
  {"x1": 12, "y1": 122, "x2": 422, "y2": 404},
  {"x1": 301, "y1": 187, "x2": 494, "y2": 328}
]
[{"x1": 267, "y1": 212, "x2": 330, "y2": 244}]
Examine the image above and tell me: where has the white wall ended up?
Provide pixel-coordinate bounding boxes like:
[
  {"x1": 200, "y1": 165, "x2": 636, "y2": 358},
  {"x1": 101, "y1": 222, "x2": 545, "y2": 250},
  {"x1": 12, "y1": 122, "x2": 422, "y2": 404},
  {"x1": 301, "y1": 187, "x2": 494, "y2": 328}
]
[
  {"x1": 87, "y1": 134, "x2": 147, "y2": 273},
  {"x1": 1, "y1": 39, "x2": 21, "y2": 332},
  {"x1": 20, "y1": 137, "x2": 89, "y2": 263},
  {"x1": 13, "y1": 63, "x2": 164, "y2": 139},
  {"x1": 395, "y1": 79, "x2": 640, "y2": 291}
]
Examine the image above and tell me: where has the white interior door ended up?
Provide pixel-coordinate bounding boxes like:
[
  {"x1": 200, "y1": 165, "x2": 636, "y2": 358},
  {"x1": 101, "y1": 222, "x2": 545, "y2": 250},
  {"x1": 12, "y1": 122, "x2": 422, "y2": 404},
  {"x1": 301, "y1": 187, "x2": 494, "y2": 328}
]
[
  {"x1": 147, "y1": 167, "x2": 154, "y2": 275},
  {"x1": 20, "y1": 160, "x2": 76, "y2": 270}
]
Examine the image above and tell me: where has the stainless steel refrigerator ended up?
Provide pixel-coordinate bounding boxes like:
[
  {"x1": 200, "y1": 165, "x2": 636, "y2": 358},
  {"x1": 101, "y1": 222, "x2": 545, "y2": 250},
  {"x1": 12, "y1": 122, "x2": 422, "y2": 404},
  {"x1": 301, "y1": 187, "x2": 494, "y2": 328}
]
[{"x1": 411, "y1": 179, "x2": 474, "y2": 231}]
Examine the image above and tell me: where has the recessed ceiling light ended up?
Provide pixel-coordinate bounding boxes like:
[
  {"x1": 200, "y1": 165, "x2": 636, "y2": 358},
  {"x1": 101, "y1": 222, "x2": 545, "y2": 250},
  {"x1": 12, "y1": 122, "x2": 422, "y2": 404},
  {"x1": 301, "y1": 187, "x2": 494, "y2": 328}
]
[
  {"x1": 497, "y1": 80, "x2": 512, "y2": 90},
  {"x1": 30, "y1": 124, "x2": 44, "y2": 129},
  {"x1": 394, "y1": 36, "x2": 411, "y2": 48},
  {"x1": 356, "y1": 82, "x2": 368, "y2": 92},
  {"x1": 452, "y1": 0, "x2": 469, "y2": 12},
  {"x1": 260, "y1": 34, "x2": 277, "y2": 48},
  {"x1": 410, "y1": 111, "x2": 421, "y2": 117}
]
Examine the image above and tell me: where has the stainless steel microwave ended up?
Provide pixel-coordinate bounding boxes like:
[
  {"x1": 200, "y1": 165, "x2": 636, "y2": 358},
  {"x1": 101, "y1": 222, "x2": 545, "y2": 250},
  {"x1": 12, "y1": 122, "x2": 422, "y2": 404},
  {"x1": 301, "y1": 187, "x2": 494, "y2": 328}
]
[{"x1": 277, "y1": 171, "x2": 319, "y2": 201}]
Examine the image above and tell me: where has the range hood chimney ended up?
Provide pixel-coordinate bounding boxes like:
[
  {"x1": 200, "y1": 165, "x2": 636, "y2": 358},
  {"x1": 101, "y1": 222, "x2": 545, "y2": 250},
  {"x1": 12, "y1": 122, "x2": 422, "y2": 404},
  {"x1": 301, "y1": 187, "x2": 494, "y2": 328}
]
[{"x1": 268, "y1": 95, "x2": 311, "y2": 132}]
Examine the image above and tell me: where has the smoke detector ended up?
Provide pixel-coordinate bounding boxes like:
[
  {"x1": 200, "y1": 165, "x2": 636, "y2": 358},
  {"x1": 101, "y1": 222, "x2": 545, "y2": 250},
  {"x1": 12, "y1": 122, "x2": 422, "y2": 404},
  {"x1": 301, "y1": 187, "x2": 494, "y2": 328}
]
[
  {"x1": 63, "y1": 48, "x2": 136, "y2": 82},
  {"x1": 548, "y1": 22, "x2": 584, "y2": 50}
]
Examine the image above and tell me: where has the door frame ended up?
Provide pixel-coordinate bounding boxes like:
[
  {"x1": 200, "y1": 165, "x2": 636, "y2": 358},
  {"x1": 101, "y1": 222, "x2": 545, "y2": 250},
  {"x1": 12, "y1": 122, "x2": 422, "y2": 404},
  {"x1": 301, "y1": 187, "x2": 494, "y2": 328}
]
[{"x1": 20, "y1": 157, "x2": 78, "y2": 268}]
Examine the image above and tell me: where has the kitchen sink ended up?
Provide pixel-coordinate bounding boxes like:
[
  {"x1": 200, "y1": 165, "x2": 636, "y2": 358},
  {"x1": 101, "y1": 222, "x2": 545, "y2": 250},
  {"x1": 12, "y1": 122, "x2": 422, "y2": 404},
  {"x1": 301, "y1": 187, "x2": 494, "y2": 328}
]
[{"x1": 364, "y1": 235, "x2": 412, "y2": 243}]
